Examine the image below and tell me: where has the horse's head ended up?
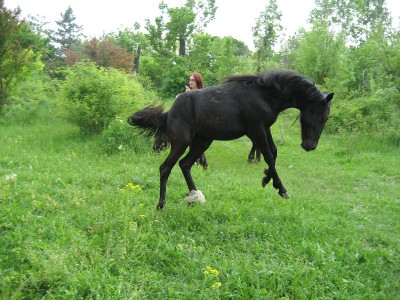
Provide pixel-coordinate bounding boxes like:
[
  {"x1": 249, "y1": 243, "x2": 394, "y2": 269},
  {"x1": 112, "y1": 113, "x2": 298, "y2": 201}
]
[{"x1": 300, "y1": 92, "x2": 334, "y2": 151}]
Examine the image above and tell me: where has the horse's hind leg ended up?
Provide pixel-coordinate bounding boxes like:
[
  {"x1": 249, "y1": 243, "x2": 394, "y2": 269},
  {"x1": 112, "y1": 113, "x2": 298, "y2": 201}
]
[
  {"x1": 248, "y1": 143, "x2": 261, "y2": 163},
  {"x1": 179, "y1": 135, "x2": 212, "y2": 192},
  {"x1": 158, "y1": 144, "x2": 188, "y2": 209},
  {"x1": 247, "y1": 144, "x2": 256, "y2": 162},
  {"x1": 198, "y1": 153, "x2": 208, "y2": 170},
  {"x1": 255, "y1": 148, "x2": 261, "y2": 162}
]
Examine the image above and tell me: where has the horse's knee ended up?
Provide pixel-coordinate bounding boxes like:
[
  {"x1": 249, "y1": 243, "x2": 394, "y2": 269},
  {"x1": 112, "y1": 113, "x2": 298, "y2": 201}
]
[
  {"x1": 179, "y1": 159, "x2": 191, "y2": 172},
  {"x1": 159, "y1": 163, "x2": 171, "y2": 179}
]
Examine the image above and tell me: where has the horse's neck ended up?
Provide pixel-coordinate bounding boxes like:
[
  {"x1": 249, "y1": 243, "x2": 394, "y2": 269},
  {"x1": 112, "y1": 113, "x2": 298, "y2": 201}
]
[
  {"x1": 275, "y1": 94, "x2": 299, "y2": 112},
  {"x1": 279, "y1": 91, "x2": 311, "y2": 112}
]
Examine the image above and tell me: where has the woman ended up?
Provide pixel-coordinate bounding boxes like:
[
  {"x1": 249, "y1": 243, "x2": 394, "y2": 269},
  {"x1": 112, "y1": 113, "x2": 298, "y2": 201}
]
[
  {"x1": 185, "y1": 72, "x2": 204, "y2": 91},
  {"x1": 185, "y1": 72, "x2": 208, "y2": 170}
]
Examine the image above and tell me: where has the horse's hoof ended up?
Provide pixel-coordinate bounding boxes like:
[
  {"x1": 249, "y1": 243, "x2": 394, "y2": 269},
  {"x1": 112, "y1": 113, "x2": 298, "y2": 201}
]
[
  {"x1": 156, "y1": 202, "x2": 165, "y2": 210},
  {"x1": 279, "y1": 192, "x2": 291, "y2": 199}
]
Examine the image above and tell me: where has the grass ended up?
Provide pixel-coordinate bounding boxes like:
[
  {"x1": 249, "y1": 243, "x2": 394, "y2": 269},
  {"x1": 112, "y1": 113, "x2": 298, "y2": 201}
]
[{"x1": 0, "y1": 113, "x2": 399, "y2": 299}]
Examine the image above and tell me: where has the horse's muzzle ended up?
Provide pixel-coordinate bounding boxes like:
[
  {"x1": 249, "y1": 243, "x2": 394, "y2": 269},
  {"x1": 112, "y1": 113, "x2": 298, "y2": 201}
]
[{"x1": 301, "y1": 141, "x2": 317, "y2": 152}]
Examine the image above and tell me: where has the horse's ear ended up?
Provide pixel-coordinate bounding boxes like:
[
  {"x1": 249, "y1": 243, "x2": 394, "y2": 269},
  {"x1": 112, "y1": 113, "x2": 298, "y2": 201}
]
[{"x1": 324, "y1": 93, "x2": 334, "y2": 103}]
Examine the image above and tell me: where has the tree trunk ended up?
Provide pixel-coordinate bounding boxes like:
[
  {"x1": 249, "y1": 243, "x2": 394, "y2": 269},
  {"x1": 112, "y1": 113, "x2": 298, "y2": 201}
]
[
  {"x1": 179, "y1": 37, "x2": 186, "y2": 56},
  {"x1": 134, "y1": 45, "x2": 141, "y2": 74},
  {"x1": 0, "y1": 64, "x2": 3, "y2": 115}
]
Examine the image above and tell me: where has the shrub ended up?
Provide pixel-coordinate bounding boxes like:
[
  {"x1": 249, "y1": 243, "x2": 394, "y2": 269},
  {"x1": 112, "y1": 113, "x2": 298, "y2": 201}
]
[
  {"x1": 0, "y1": 72, "x2": 59, "y2": 125},
  {"x1": 326, "y1": 87, "x2": 400, "y2": 144},
  {"x1": 59, "y1": 62, "x2": 156, "y2": 136},
  {"x1": 98, "y1": 117, "x2": 152, "y2": 155}
]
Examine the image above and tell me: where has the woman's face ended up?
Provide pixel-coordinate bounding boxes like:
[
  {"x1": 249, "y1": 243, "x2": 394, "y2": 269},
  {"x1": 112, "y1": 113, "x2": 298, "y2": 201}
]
[{"x1": 188, "y1": 75, "x2": 198, "y2": 90}]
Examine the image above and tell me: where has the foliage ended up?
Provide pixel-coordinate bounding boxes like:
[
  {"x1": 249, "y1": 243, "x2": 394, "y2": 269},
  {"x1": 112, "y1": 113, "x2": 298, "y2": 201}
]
[
  {"x1": 138, "y1": 33, "x2": 252, "y2": 97},
  {"x1": 108, "y1": 25, "x2": 150, "y2": 55},
  {"x1": 145, "y1": 0, "x2": 216, "y2": 57},
  {"x1": 59, "y1": 62, "x2": 154, "y2": 135},
  {"x1": 252, "y1": 0, "x2": 283, "y2": 72},
  {"x1": 0, "y1": 2, "x2": 21, "y2": 113},
  {"x1": 99, "y1": 117, "x2": 153, "y2": 155},
  {"x1": 0, "y1": 3, "x2": 46, "y2": 115},
  {"x1": 209, "y1": 36, "x2": 253, "y2": 81},
  {"x1": 17, "y1": 18, "x2": 55, "y2": 61},
  {"x1": 327, "y1": 87, "x2": 400, "y2": 144},
  {"x1": 286, "y1": 23, "x2": 347, "y2": 85},
  {"x1": 64, "y1": 36, "x2": 135, "y2": 72},
  {"x1": 309, "y1": 0, "x2": 392, "y2": 44},
  {"x1": 52, "y1": 6, "x2": 84, "y2": 55},
  {"x1": 0, "y1": 71, "x2": 59, "y2": 124}
]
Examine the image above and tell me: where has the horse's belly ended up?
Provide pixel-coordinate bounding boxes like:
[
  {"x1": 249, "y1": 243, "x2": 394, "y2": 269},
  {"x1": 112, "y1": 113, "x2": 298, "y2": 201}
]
[{"x1": 196, "y1": 121, "x2": 245, "y2": 140}]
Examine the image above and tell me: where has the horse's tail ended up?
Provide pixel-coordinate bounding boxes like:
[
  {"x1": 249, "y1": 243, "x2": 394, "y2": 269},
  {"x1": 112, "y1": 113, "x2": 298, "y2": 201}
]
[{"x1": 127, "y1": 105, "x2": 169, "y2": 148}]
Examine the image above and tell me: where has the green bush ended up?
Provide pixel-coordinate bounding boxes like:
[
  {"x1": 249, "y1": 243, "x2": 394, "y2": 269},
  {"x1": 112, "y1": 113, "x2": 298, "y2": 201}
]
[
  {"x1": 60, "y1": 62, "x2": 156, "y2": 136},
  {"x1": 0, "y1": 72, "x2": 59, "y2": 125},
  {"x1": 98, "y1": 117, "x2": 152, "y2": 155},
  {"x1": 326, "y1": 87, "x2": 400, "y2": 144}
]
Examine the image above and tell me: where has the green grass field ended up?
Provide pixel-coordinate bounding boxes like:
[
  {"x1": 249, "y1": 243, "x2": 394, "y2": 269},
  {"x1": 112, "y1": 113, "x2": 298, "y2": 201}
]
[{"x1": 1, "y1": 114, "x2": 399, "y2": 299}]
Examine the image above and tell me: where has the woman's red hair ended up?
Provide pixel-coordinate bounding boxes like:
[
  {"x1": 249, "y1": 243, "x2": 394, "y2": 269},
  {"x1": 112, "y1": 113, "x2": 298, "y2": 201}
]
[{"x1": 190, "y1": 72, "x2": 204, "y2": 89}]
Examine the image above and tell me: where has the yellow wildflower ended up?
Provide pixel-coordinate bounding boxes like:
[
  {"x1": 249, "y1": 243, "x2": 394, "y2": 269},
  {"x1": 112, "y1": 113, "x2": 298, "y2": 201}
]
[
  {"x1": 120, "y1": 183, "x2": 142, "y2": 193},
  {"x1": 204, "y1": 266, "x2": 220, "y2": 276},
  {"x1": 211, "y1": 282, "x2": 222, "y2": 288}
]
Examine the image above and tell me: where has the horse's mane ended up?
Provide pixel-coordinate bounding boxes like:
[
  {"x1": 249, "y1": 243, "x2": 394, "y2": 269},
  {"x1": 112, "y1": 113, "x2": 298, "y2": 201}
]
[{"x1": 224, "y1": 70, "x2": 322, "y2": 104}]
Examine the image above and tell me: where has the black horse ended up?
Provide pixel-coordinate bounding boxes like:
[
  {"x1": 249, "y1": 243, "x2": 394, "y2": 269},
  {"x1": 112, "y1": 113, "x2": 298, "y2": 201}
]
[{"x1": 128, "y1": 70, "x2": 334, "y2": 209}]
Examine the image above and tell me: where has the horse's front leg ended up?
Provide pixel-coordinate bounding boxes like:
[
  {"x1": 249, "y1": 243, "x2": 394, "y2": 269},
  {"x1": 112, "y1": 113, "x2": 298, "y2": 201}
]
[
  {"x1": 251, "y1": 129, "x2": 289, "y2": 199},
  {"x1": 261, "y1": 151, "x2": 289, "y2": 199},
  {"x1": 261, "y1": 127, "x2": 278, "y2": 187}
]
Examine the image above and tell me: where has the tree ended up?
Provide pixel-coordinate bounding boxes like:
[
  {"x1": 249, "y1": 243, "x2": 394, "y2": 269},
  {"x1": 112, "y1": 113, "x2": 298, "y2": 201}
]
[
  {"x1": 83, "y1": 37, "x2": 135, "y2": 72},
  {"x1": 108, "y1": 24, "x2": 150, "y2": 56},
  {"x1": 145, "y1": 0, "x2": 217, "y2": 57},
  {"x1": 165, "y1": 4, "x2": 196, "y2": 56},
  {"x1": 52, "y1": 6, "x2": 84, "y2": 58},
  {"x1": 24, "y1": 15, "x2": 57, "y2": 64},
  {"x1": 108, "y1": 25, "x2": 151, "y2": 74},
  {"x1": 309, "y1": 0, "x2": 392, "y2": 44},
  {"x1": 252, "y1": 0, "x2": 283, "y2": 71},
  {"x1": 287, "y1": 23, "x2": 347, "y2": 85},
  {"x1": 209, "y1": 36, "x2": 252, "y2": 80},
  {"x1": 0, "y1": 1, "x2": 21, "y2": 113},
  {"x1": 0, "y1": 1, "x2": 43, "y2": 114},
  {"x1": 64, "y1": 36, "x2": 135, "y2": 72}
]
